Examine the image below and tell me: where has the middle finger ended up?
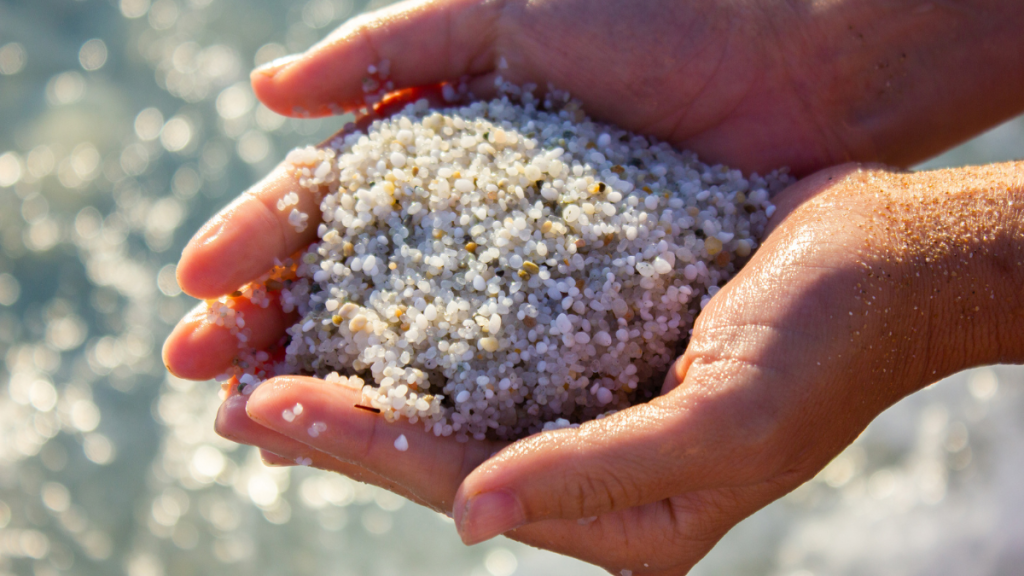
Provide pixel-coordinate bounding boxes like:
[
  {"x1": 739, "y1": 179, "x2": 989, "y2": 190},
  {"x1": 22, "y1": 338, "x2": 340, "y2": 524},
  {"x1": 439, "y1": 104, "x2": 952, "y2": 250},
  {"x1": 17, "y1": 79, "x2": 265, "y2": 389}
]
[{"x1": 176, "y1": 162, "x2": 326, "y2": 300}]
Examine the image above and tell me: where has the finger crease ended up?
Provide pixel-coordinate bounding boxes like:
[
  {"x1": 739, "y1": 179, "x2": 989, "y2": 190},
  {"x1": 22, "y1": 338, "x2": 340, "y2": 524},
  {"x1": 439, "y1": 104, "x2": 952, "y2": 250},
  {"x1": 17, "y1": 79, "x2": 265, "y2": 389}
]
[{"x1": 243, "y1": 190, "x2": 293, "y2": 261}]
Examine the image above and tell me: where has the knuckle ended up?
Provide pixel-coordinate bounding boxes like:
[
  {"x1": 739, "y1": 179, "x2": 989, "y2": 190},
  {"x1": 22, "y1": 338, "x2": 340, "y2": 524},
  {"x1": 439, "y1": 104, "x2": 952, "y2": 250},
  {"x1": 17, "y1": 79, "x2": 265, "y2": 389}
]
[{"x1": 558, "y1": 464, "x2": 644, "y2": 519}]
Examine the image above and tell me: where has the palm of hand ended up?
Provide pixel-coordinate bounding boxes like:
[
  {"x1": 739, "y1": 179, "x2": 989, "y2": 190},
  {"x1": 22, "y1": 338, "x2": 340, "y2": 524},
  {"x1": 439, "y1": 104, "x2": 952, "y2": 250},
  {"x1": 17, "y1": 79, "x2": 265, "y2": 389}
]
[
  {"x1": 428, "y1": 0, "x2": 968, "y2": 175},
  {"x1": 478, "y1": 0, "x2": 838, "y2": 175}
]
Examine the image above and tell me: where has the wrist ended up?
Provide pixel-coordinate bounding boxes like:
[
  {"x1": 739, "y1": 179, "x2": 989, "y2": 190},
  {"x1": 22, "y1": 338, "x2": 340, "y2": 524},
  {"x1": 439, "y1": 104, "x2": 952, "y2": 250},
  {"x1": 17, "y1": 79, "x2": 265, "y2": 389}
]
[
  {"x1": 908, "y1": 162, "x2": 1024, "y2": 373},
  {"x1": 775, "y1": 0, "x2": 1024, "y2": 168},
  {"x1": 857, "y1": 162, "x2": 1024, "y2": 388},
  {"x1": 772, "y1": 162, "x2": 1024, "y2": 401}
]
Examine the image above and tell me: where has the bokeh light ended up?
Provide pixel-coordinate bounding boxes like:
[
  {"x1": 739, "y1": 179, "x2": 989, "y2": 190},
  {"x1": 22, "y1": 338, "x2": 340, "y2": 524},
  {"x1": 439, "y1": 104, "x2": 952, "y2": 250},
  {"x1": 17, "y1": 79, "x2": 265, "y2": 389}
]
[{"x1": 78, "y1": 40, "x2": 109, "y2": 72}]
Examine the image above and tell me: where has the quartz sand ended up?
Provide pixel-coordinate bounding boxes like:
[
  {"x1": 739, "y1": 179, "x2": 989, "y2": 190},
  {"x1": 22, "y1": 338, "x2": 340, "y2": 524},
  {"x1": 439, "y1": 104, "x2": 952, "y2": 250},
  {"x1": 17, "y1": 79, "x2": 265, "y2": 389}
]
[{"x1": 224, "y1": 92, "x2": 788, "y2": 441}]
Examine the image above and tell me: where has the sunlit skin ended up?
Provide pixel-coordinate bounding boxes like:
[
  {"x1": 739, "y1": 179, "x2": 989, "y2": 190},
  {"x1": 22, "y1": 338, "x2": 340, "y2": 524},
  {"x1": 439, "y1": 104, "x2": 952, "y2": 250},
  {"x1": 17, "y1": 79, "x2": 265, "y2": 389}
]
[{"x1": 163, "y1": 0, "x2": 1024, "y2": 573}]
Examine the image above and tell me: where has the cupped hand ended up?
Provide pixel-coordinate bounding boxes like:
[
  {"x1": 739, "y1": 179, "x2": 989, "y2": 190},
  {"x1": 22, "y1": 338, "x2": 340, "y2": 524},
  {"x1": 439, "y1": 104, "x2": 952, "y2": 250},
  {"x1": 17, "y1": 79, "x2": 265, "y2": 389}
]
[
  {"x1": 167, "y1": 157, "x2": 1024, "y2": 574},
  {"x1": 250, "y1": 0, "x2": 1024, "y2": 177}
]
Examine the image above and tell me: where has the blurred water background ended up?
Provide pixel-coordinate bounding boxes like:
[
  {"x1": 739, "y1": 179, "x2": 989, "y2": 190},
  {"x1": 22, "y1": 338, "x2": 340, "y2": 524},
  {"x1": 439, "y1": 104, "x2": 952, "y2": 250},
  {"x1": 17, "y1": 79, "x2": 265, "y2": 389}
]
[{"x1": 1, "y1": 1, "x2": 1024, "y2": 575}]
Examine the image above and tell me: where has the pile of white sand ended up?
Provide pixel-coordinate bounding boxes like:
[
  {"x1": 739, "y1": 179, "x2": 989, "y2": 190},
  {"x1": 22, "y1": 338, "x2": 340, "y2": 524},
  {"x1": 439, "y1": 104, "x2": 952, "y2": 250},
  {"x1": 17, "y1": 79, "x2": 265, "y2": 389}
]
[{"x1": 245, "y1": 94, "x2": 787, "y2": 441}]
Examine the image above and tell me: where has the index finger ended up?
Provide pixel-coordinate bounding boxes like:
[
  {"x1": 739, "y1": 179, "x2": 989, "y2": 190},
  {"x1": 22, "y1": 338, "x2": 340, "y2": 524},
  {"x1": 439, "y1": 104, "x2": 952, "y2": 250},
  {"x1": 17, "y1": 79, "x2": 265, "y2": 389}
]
[{"x1": 176, "y1": 162, "x2": 323, "y2": 299}]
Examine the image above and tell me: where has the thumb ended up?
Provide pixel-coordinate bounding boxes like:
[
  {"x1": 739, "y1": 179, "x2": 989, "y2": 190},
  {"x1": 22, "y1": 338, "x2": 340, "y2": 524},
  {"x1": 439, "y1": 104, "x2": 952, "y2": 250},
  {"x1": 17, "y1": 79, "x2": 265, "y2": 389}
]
[{"x1": 451, "y1": 354, "x2": 796, "y2": 545}]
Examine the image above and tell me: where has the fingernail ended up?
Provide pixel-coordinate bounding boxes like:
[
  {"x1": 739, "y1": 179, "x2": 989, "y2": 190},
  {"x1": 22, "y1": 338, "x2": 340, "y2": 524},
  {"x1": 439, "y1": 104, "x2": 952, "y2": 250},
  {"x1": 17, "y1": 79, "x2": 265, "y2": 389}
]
[
  {"x1": 214, "y1": 394, "x2": 250, "y2": 441},
  {"x1": 253, "y1": 53, "x2": 302, "y2": 78},
  {"x1": 456, "y1": 490, "x2": 525, "y2": 545},
  {"x1": 224, "y1": 394, "x2": 248, "y2": 410}
]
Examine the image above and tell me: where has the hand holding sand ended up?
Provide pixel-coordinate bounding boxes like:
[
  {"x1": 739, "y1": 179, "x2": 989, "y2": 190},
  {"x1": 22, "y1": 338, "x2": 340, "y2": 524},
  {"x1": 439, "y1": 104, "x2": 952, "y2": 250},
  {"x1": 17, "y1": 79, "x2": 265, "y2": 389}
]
[
  {"x1": 163, "y1": 0, "x2": 1024, "y2": 573},
  {"x1": 186, "y1": 162, "x2": 1024, "y2": 575}
]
